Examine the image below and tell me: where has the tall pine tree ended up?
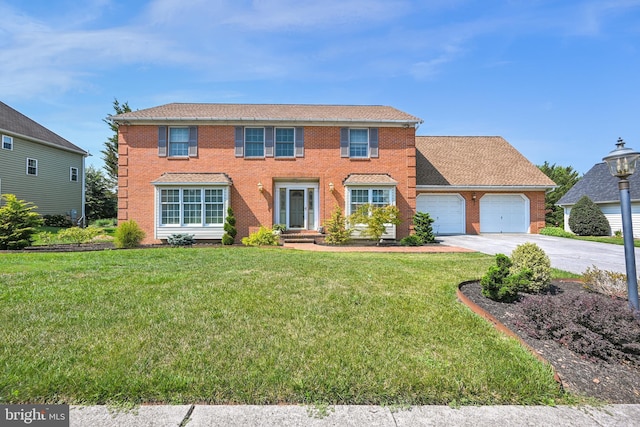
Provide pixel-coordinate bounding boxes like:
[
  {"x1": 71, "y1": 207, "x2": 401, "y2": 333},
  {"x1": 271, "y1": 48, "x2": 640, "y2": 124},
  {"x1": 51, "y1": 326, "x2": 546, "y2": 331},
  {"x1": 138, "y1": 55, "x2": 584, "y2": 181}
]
[{"x1": 102, "y1": 99, "x2": 131, "y2": 188}]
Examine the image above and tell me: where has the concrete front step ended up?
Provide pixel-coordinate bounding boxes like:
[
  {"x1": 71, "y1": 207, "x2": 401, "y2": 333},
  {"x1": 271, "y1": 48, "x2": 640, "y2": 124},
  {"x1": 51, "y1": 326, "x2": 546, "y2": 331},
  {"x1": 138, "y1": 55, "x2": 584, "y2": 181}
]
[{"x1": 280, "y1": 233, "x2": 323, "y2": 244}]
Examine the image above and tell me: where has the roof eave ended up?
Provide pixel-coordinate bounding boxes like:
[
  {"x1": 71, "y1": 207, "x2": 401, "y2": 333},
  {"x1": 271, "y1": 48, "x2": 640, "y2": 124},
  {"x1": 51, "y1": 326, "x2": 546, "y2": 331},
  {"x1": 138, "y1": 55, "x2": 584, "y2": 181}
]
[
  {"x1": 0, "y1": 128, "x2": 87, "y2": 156},
  {"x1": 416, "y1": 185, "x2": 555, "y2": 191},
  {"x1": 110, "y1": 116, "x2": 422, "y2": 127}
]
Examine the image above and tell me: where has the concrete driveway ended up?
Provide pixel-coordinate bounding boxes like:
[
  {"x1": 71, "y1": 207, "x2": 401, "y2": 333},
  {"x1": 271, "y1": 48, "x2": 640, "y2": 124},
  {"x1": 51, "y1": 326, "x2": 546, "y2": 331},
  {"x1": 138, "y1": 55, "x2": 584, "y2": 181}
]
[{"x1": 438, "y1": 234, "x2": 637, "y2": 275}]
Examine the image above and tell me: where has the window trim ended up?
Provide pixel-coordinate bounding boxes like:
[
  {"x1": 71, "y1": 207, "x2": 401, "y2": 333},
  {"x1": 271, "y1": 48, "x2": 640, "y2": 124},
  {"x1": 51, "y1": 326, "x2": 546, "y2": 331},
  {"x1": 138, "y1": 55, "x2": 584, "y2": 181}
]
[
  {"x1": 275, "y1": 127, "x2": 295, "y2": 158},
  {"x1": 158, "y1": 187, "x2": 227, "y2": 227},
  {"x1": 349, "y1": 128, "x2": 370, "y2": 158},
  {"x1": 26, "y1": 158, "x2": 38, "y2": 176},
  {"x1": 244, "y1": 127, "x2": 265, "y2": 158},
  {"x1": 345, "y1": 186, "x2": 396, "y2": 216},
  {"x1": 70, "y1": 167, "x2": 79, "y2": 182},
  {"x1": 168, "y1": 126, "x2": 190, "y2": 157},
  {"x1": 2, "y1": 135, "x2": 13, "y2": 150}
]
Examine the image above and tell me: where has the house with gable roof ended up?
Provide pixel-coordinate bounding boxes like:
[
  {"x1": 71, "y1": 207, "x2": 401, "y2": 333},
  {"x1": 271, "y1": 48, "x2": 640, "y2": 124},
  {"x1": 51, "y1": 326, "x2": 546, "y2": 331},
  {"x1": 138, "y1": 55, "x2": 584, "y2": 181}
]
[
  {"x1": 557, "y1": 162, "x2": 640, "y2": 237},
  {"x1": 111, "y1": 103, "x2": 554, "y2": 244},
  {"x1": 0, "y1": 101, "x2": 87, "y2": 222}
]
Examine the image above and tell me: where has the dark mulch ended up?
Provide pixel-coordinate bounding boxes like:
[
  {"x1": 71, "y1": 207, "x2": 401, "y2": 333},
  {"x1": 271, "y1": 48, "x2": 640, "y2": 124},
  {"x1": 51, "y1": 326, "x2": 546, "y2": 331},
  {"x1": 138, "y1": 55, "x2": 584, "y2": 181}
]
[{"x1": 459, "y1": 280, "x2": 640, "y2": 403}]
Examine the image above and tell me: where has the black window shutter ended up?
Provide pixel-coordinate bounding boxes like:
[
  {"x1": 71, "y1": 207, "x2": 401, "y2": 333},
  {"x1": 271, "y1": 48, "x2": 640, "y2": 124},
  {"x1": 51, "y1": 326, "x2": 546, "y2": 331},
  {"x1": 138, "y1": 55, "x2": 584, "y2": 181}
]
[
  {"x1": 295, "y1": 127, "x2": 304, "y2": 157},
  {"x1": 158, "y1": 126, "x2": 167, "y2": 157},
  {"x1": 369, "y1": 128, "x2": 379, "y2": 158},
  {"x1": 340, "y1": 128, "x2": 349, "y2": 157},
  {"x1": 265, "y1": 127, "x2": 274, "y2": 157},
  {"x1": 235, "y1": 126, "x2": 244, "y2": 157},
  {"x1": 188, "y1": 126, "x2": 198, "y2": 157}
]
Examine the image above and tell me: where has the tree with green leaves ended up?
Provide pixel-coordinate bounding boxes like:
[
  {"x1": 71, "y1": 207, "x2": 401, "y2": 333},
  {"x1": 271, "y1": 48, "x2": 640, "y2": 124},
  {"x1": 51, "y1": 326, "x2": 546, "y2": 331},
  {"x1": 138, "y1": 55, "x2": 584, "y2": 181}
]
[
  {"x1": 85, "y1": 166, "x2": 117, "y2": 221},
  {"x1": 102, "y1": 99, "x2": 131, "y2": 187},
  {"x1": 349, "y1": 204, "x2": 401, "y2": 243},
  {"x1": 0, "y1": 194, "x2": 44, "y2": 250},
  {"x1": 538, "y1": 162, "x2": 581, "y2": 227}
]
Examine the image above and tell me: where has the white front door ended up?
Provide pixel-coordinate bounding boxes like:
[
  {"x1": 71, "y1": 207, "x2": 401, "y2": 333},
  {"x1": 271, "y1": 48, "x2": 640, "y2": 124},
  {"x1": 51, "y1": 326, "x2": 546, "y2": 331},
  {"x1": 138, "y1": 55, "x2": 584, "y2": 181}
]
[{"x1": 275, "y1": 183, "x2": 319, "y2": 230}]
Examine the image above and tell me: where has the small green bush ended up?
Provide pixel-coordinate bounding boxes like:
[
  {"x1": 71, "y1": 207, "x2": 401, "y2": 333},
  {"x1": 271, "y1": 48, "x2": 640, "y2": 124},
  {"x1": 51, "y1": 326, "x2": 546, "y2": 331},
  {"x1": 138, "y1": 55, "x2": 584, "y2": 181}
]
[
  {"x1": 349, "y1": 204, "x2": 401, "y2": 242},
  {"x1": 222, "y1": 207, "x2": 237, "y2": 245},
  {"x1": 539, "y1": 227, "x2": 573, "y2": 238},
  {"x1": 400, "y1": 235, "x2": 422, "y2": 246},
  {"x1": 92, "y1": 218, "x2": 117, "y2": 227},
  {"x1": 0, "y1": 194, "x2": 44, "y2": 250},
  {"x1": 167, "y1": 233, "x2": 195, "y2": 247},
  {"x1": 58, "y1": 226, "x2": 102, "y2": 245},
  {"x1": 510, "y1": 242, "x2": 551, "y2": 293},
  {"x1": 569, "y1": 196, "x2": 611, "y2": 236},
  {"x1": 241, "y1": 226, "x2": 280, "y2": 246},
  {"x1": 323, "y1": 206, "x2": 352, "y2": 245},
  {"x1": 480, "y1": 254, "x2": 521, "y2": 302},
  {"x1": 113, "y1": 220, "x2": 145, "y2": 249},
  {"x1": 42, "y1": 214, "x2": 73, "y2": 228},
  {"x1": 413, "y1": 212, "x2": 435, "y2": 243}
]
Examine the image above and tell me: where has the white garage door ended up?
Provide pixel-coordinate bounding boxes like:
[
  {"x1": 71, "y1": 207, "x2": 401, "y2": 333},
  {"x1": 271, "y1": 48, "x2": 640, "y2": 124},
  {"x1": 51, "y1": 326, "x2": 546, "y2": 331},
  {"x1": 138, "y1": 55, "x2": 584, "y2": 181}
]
[
  {"x1": 416, "y1": 194, "x2": 465, "y2": 234},
  {"x1": 480, "y1": 194, "x2": 529, "y2": 233}
]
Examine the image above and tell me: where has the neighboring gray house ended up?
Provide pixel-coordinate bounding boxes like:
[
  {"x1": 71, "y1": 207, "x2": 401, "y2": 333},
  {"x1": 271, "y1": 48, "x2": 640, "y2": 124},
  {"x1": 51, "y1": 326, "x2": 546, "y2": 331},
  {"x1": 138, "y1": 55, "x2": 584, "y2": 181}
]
[
  {"x1": 0, "y1": 101, "x2": 87, "y2": 222},
  {"x1": 557, "y1": 162, "x2": 640, "y2": 237}
]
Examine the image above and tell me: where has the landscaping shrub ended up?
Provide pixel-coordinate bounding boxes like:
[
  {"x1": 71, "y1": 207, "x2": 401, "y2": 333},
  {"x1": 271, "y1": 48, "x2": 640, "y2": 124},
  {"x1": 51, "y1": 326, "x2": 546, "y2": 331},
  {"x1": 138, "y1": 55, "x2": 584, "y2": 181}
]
[
  {"x1": 582, "y1": 265, "x2": 628, "y2": 299},
  {"x1": 413, "y1": 212, "x2": 435, "y2": 243},
  {"x1": 516, "y1": 292, "x2": 640, "y2": 365},
  {"x1": 241, "y1": 226, "x2": 279, "y2": 246},
  {"x1": 480, "y1": 254, "x2": 526, "y2": 302},
  {"x1": 400, "y1": 235, "x2": 422, "y2": 246},
  {"x1": 0, "y1": 194, "x2": 44, "y2": 250},
  {"x1": 510, "y1": 242, "x2": 551, "y2": 293},
  {"x1": 42, "y1": 214, "x2": 73, "y2": 228},
  {"x1": 323, "y1": 206, "x2": 352, "y2": 245},
  {"x1": 568, "y1": 196, "x2": 611, "y2": 236},
  {"x1": 113, "y1": 220, "x2": 145, "y2": 249},
  {"x1": 349, "y1": 204, "x2": 401, "y2": 242},
  {"x1": 57, "y1": 226, "x2": 102, "y2": 245},
  {"x1": 92, "y1": 218, "x2": 117, "y2": 227},
  {"x1": 167, "y1": 233, "x2": 195, "y2": 247},
  {"x1": 539, "y1": 227, "x2": 573, "y2": 238},
  {"x1": 222, "y1": 207, "x2": 237, "y2": 245}
]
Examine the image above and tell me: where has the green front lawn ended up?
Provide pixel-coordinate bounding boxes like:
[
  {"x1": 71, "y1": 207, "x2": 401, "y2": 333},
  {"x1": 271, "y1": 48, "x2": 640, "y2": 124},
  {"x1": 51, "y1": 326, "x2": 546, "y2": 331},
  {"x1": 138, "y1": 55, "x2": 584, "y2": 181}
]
[{"x1": 0, "y1": 248, "x2": 570, "y2": 405}]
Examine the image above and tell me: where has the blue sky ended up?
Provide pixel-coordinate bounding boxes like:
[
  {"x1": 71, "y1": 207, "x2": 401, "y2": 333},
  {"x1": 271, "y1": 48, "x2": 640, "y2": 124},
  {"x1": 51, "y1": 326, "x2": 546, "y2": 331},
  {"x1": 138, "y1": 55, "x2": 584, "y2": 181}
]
[{"x1": 1, "y1": 0, "x2": 639, "y2": 175}]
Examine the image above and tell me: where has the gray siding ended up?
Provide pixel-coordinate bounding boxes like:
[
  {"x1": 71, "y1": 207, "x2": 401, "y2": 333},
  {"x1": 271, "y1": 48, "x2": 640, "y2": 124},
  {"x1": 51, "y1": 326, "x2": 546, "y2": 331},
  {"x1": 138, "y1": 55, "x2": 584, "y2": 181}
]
[{"x1": 0, "y1": 134, "x2": 84, "y2": 218}]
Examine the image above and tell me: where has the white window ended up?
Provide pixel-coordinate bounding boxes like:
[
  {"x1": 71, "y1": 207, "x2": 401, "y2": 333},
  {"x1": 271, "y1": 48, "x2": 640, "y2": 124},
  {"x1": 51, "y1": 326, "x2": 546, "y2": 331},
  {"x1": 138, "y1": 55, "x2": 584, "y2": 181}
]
[
  {"x1": 26, "y1": 158, "x2": 38, "y2": 176},
  {"x1": 2, "y1": 135, "x2": 12, "y2": 150},
  {"x1": 275, "y1": 128, "x2": 295, "y2": 157},
  {"x1": 347, "y1": 187, "x2": 395, "y2": 215},
  {"x1": 70, "y1": 167, "x2": 79, "y2": 182},
  {"x1": 160, "y1": 188, "x2": 225, "y2": 226},
  {"x1": 169, "y1": 127, "x2": 190, "y2": 157},
  {"x1": 349, "y1": 129, "x2": 369, "y2": 158},
  {"x1": 245, "y1": 128, "x2": 265, "y2": 157}
]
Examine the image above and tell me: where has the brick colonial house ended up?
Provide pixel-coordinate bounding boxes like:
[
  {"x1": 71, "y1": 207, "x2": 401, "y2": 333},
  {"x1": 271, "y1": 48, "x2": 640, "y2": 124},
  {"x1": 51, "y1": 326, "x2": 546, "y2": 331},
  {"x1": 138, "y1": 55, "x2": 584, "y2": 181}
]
[{"x1": 111, "y1": 103, "x2": 553, "y2": 244}]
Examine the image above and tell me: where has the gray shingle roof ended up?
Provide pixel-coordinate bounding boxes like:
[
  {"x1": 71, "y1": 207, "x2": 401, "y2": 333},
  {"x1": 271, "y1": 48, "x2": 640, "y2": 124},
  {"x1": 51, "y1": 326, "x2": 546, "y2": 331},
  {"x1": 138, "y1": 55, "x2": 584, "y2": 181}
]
[
  {"x1": 111, "y1": 103, "x2": 423, "y2": 125},
  {"x1": 0, "y1": 101, "x2": 86, "y2": 154},
  {"x1": 151, "y1": 172, "x2": 232, "y2": 185},
  {"x1": 343, "y1": 174, "x2": 398, "y2": 185},
  {"x1": 415, "y1": 136, "x2": 555, "y2": 187},
  {"x1": 556, "y1": 162, "x2": 640, "y2": 205}
]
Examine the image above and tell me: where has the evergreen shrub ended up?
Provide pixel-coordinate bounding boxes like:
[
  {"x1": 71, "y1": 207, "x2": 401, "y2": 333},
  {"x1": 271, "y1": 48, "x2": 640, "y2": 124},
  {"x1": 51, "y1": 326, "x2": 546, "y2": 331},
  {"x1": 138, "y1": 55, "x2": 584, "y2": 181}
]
[{"x1": 568, "y1": 196, "x2": 611, "y2": 236}]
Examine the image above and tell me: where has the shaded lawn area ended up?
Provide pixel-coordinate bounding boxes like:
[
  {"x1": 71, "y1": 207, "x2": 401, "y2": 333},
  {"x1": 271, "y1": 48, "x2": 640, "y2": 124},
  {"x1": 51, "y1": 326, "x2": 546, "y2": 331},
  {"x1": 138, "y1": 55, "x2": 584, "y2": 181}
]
[{"x1": 0, "y1": 248, "x2": 569, "y2": 405}]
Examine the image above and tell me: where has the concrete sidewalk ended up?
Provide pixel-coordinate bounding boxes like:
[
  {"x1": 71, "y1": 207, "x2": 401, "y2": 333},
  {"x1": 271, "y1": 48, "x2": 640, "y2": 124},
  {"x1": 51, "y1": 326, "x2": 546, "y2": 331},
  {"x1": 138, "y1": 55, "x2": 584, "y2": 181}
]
[{"x1": 70, "y1": 404, "x2": 640, "y2": 426}]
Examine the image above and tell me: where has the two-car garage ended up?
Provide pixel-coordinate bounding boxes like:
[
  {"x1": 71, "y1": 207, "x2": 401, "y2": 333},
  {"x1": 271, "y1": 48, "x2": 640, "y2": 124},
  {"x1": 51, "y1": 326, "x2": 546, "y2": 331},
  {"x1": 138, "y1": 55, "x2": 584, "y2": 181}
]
[{"x1": 416, "y1": 193, "x2": 530, "y2": 234}]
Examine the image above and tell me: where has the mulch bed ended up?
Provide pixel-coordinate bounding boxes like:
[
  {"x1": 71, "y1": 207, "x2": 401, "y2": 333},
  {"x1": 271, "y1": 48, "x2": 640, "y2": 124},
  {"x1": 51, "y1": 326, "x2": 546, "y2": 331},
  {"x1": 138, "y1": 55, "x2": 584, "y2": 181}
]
[{"x1": 458, "y1": 280, "x2": 640, "y2": 403}]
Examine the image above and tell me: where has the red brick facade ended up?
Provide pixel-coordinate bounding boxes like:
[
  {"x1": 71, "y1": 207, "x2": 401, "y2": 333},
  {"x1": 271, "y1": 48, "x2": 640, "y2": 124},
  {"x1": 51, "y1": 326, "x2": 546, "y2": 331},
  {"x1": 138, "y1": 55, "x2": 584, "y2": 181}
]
[{"x1": 118, "y1": 124, "x2": 417, "y2": 244}]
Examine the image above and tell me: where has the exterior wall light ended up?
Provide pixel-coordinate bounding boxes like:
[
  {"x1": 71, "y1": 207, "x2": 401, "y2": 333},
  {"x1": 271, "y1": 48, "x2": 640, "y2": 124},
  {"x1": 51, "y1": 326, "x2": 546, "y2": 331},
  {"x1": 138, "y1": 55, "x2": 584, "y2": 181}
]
[
  {"x1": 258, "y1": 182, "x2": 264, "y2": 193},
  {"x1": 329, "y1": 182, "x2": 335, "y2": 193}
]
